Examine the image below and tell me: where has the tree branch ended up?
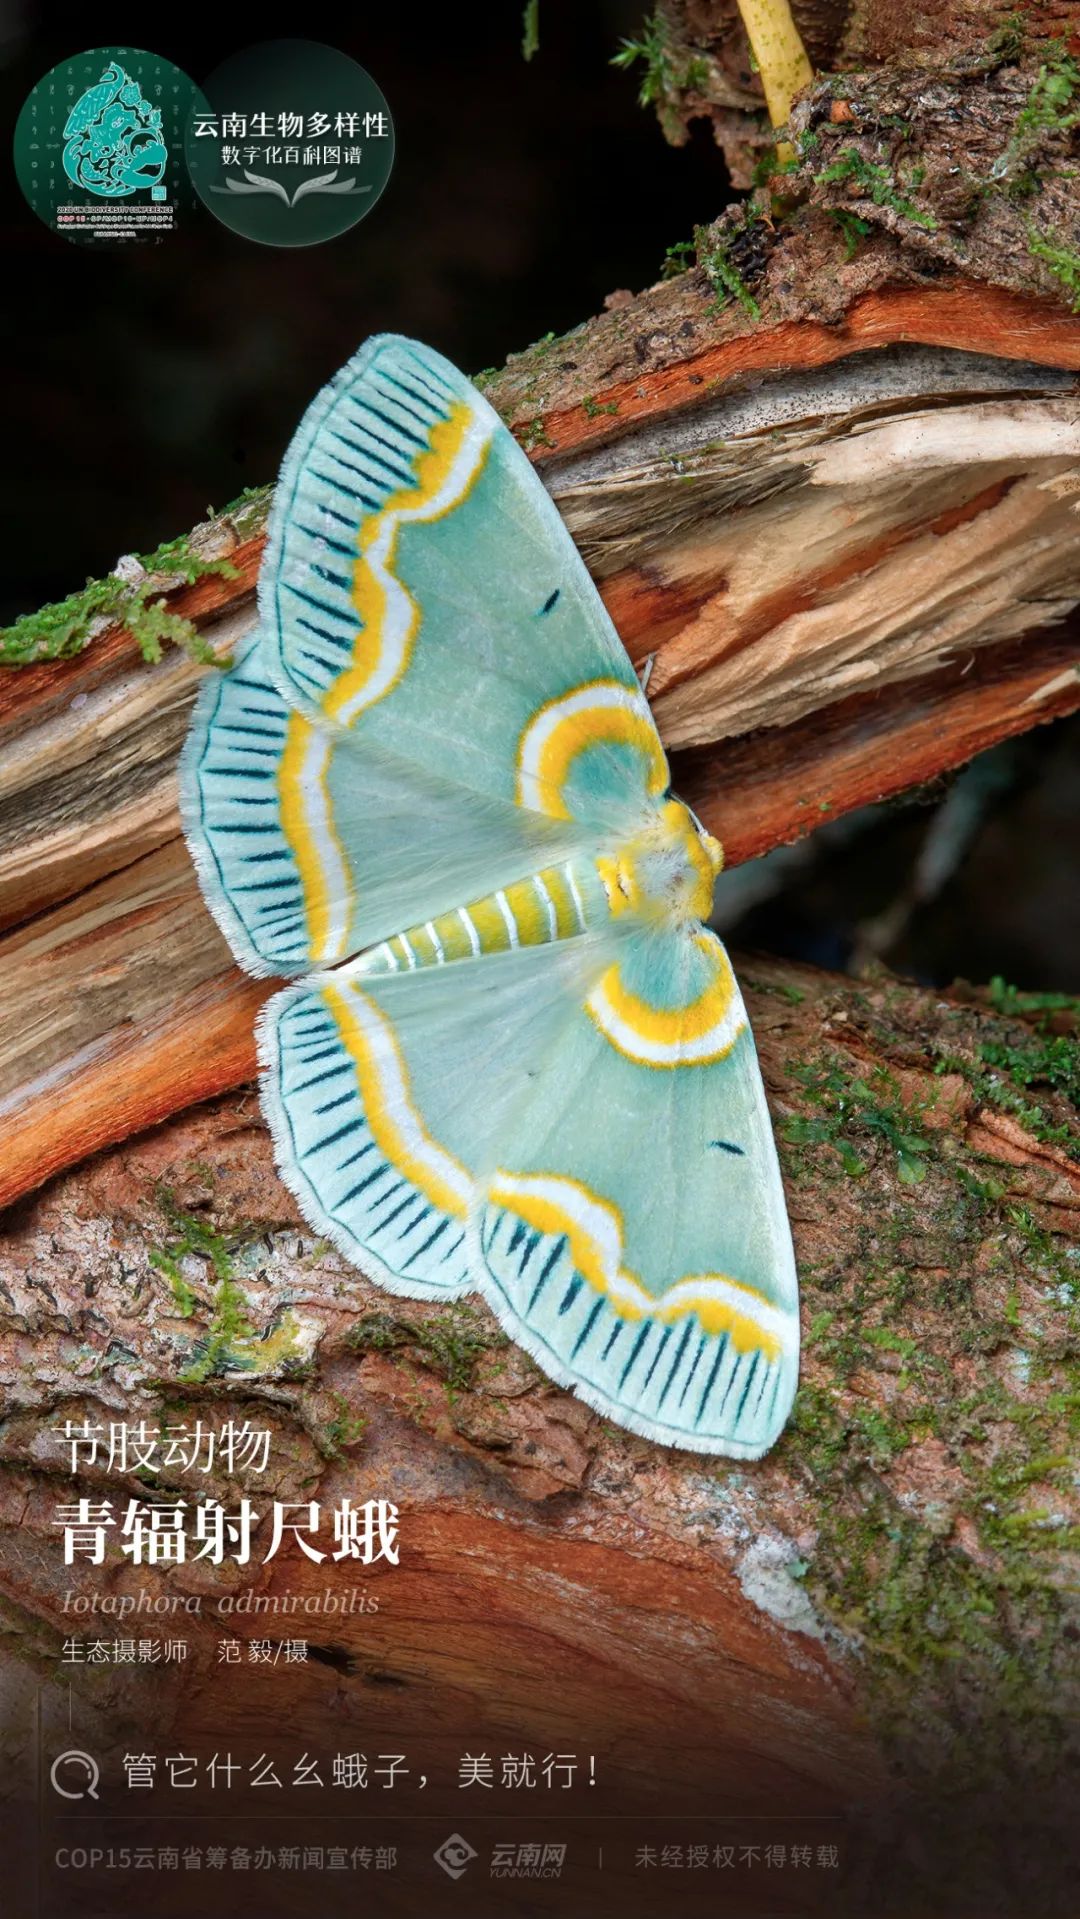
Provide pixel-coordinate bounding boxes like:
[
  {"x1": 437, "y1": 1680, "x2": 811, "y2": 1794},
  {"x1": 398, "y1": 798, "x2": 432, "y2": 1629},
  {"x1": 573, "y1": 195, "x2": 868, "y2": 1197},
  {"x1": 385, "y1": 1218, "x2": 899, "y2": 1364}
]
[{"x1": 1, "y1": 284, "x2": 1078, "y2": 1205}]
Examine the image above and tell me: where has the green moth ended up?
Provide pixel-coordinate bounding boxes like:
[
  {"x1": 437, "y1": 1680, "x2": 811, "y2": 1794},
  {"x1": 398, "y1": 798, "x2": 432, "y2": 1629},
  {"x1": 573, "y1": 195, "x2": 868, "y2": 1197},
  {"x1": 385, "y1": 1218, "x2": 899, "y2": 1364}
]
[{"x1": 181, "y1": 336, "x2": 798, "y2": 1456}]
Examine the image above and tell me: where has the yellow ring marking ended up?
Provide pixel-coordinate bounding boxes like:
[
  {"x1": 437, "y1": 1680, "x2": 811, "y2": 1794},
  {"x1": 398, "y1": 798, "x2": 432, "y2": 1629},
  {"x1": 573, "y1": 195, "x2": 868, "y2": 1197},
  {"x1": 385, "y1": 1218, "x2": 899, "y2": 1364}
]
[
  {"x1": 516, "y1": 680, "x2": 668, "y2": 820},
  {"x1": 586, "y1": 932, "x2": 746, "y2": 1068}
]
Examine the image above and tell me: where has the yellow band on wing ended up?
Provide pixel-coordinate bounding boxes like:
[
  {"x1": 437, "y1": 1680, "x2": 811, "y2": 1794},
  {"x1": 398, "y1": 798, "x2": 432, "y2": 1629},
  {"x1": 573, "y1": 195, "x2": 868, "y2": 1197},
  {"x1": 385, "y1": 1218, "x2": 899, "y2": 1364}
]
[
  {"x1": 278, "y1": 712, "x2": 352, "y2": 964},
  {"x1": 489, "y1": 1168, "x2": 789, "y2": 1361},
  {"x1": 586, "y1": 933, "x2": 746, "y2": 1068},
  {"x1": 278, "y1": 399, "x2": 491, "y2": 956},
  {"x1": 324, "y1": 399, "x2": 491, "y2": 727},
  {"x1": 515, "y1": 679, "x2": 668, "y2": 819},
  {"x1": 323, "y1": 982, "x2": 472, "y2": 1219}
]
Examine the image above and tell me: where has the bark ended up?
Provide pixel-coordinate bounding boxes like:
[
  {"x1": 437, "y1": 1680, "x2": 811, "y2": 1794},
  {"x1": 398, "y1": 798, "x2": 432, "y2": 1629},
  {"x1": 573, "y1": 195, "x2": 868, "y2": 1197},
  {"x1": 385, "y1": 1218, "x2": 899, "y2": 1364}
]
[
  {"x1": 0, "y1": 955, "x2": 1077, "y2": 1912},
  {"x1": 648, "y1": 1, "x2": 1078, "y2": 211},
  {"x1": 1, "y1": 286, "x2": 1078, "y2": 1208}
]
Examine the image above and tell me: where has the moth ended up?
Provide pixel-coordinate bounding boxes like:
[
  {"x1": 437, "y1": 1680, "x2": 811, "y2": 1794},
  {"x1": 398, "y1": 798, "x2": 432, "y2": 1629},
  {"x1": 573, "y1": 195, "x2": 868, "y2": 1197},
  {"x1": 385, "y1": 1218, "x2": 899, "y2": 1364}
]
[{"x1": 182, "y1": 336, "x2": 798, "y2": 1457}]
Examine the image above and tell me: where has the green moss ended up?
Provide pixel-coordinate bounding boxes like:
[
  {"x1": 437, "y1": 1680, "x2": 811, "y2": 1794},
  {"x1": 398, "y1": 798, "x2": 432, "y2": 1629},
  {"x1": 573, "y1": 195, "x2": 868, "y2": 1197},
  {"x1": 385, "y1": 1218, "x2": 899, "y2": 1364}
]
[
  {"x1": 517, "y1": 417, "x2": 555, "y2": 453},
  {"x1": 815, "y1": 146, "x2": 939, "y2": 230},
  {"x1": 1014, "y1": 46, "x2": 1080, "y2": 142},
  {"x1": 581, "y1": 393, "x2": 620, "y2": 419},
  {"x1": 987, "y1": 975, "x2": 1079, "y2": 1018},
  {"x1": 782, "y1": 1057, "x2": 933, "y2": 1184},
  {"x1": 934, "y1": 1005, "x2": 1079, "y2": 1157},
  {"x1": 981, "y1": 1029, "x2": 1079, "y2": 1110},
  {"x1": 704, "y1": 256, "x2": 761, "y2": 320},
  {"x1": 660, "y1": 236, "x2": 696, "y2": 279},
  {"x1": 985, "y1": 11, "x2": 1024, "y2": 65},
  {"x1": 322, "y1": 1394, "x2": 369, "y2": 1457},
  {"x1": 149, "y1": 1200, "x2": 235, "y2": 1287},
  {"x1": 693, "y1": 219, "x2": 763, "y2": 320},
  {"x1": 740, "y1": 973, "x2": 806, "y2": 1006},
  {"x1": 0, "y1": 488, "x2": 271, "y2": 670},
  {"x1": 178, "y1": 1272, "x2": 257, "y2": 1383},
  {"x1": 1026, "y1": 223, "x2": 1080, "y2": 310},
  {"x1": 992, "y1": 45, "x2": 1080, "y2": 197},
  {"x1": 791, "y1": 1361, "x2": 1078, "y2": 1782},
  {"x1": 348, "y1": 1302, "x2": 507, "y2": 1396},
  {"x1": 611, "y1": 11, "x2": 710, "y2": 138},
  {"x1": 829, "y1": 207, "x2": 871, "y2": 259},
  {"x1": 208, "y1": 482, "x2": 273, "y2": 536},
  {"x1": 773, "y1": 993, "x2": 1080, "y2": 1793},
  {"x1": 611, "y1": 11, "x2": 673, "y2": 109},
  {"x1": 149, "y1": 1190, "x2": 308, "y2": 1382},
  {"x1": 168, "y1": 1272, "x2": 198, "y2": 1319},
  {"x1": 1006, "y1": 1201, "x2": 1077, "y2": 1301}
]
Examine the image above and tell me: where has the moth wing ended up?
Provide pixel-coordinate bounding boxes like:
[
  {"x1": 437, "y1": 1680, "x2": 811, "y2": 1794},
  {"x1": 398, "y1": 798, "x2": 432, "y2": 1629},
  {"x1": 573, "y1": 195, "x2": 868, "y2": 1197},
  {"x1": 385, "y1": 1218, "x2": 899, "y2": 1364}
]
[
  {"x1": 256, "y1": 934, "x2": 614, "y2": 1297},
  {"x1": 181, "y1": 625, "x2": 585, "y2": 976},
  {"x1": 259, "y1": 922, "x2": 799, "y2": 1454},
  {"x1": 476, "y1": 924, "x2": 799, "y2": 1458},
  {"x1": 259, "y1": 333, "x2": 664, "y2": 835},
  {"x1": 182, "y1": 335, "x2": 668, "y2": 975}
]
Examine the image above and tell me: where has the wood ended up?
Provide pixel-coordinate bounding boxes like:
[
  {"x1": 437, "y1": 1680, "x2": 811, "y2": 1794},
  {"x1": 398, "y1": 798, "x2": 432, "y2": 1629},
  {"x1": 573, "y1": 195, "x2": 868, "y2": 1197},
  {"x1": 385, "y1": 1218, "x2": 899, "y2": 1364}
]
[
  {"x1": 2, "y1": 616, "x2": 1079, "y2": 1216},
  {"x1": 0, "y1": 841, "x2": 271, "y2": 1210},
  {"x1": 681, "y1": 619, "x2": 1080, "y2": 865},
  {"x1": 645, "y1": 0, "x2": 1079, "y2": 187},
  {"x1": 500, "y1": 283, "x2": 1080, "y2": 460},
  {"x1": 1, "y1": 289, "x2": 1078, "y2": 1209},
  {"x1": 1, "y1": 954, "x2": 1076, "y2": 1911}
]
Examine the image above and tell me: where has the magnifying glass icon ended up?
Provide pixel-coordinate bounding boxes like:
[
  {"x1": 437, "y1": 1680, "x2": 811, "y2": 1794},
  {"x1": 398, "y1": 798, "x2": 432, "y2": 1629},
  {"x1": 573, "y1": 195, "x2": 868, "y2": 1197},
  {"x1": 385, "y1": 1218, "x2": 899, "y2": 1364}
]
[{"x1": 50, "y1": 1750, "x2": 100, "y2": 1800}]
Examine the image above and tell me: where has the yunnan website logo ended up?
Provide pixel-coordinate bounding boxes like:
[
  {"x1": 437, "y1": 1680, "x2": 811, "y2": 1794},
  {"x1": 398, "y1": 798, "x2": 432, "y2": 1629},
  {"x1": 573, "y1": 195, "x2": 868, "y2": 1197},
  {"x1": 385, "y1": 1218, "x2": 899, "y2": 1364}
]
[{"x1": 433, "y1": 1833, "x2": 477, "y2": 1880}]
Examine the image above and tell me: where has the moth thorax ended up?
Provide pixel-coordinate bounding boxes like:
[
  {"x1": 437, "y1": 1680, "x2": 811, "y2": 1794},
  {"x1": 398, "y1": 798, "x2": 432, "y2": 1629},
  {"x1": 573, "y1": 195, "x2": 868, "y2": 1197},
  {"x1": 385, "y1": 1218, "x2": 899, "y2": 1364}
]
[{"x1": 600, "y1": 799, "x2": 723, "y2": 923}]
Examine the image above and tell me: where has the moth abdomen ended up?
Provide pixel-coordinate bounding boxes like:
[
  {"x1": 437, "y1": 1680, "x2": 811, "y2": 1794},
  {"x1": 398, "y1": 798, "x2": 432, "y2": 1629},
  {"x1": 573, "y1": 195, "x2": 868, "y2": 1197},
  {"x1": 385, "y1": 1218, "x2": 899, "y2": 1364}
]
[{"x1": 354, "y1": 857, "x2": 610, "y2": 974}]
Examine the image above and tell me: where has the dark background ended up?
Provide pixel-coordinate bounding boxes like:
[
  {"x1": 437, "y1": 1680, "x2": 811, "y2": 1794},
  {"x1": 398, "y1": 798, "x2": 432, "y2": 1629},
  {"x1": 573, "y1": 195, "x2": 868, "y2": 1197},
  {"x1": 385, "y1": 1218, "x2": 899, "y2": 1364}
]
[{"x1": 2, "y1": 0, "x2": 1076, "y2": 992}]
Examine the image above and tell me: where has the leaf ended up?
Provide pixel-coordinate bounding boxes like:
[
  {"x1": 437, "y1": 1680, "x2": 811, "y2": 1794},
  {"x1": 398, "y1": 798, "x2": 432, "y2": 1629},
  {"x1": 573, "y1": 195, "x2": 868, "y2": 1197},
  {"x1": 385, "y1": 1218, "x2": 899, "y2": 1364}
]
[
  {"x1": 210, "y1": 175, "x2": 286, "y2": 201},
  {"x1": 292, "y1": 171, "x2": 371, "y2": 204},
  {"x1": 243, "y1": 169, "x2": 290, "y2": 205},
  {"x1": 838, "y1": 1144, "x2": 866, "y2": 1178},
  {"x1": 290, "y1": 169, "x2": 340, "y2": 203}
]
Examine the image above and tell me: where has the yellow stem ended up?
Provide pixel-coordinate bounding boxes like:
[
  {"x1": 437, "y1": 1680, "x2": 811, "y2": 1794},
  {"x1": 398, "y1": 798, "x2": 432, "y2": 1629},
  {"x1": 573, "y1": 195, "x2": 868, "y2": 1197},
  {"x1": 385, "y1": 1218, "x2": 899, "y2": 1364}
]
[{"x1": 735, "y1": 0, "x2": 813, "y2": 133}]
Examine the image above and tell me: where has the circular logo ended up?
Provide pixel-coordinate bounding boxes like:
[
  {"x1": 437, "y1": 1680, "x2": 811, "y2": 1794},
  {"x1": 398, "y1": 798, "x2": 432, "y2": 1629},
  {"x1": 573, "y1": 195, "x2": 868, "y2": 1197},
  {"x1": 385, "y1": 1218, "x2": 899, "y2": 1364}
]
[
  {"x1": 185, "y1": 39, "x2": 394, "y2": 248},
  {"x1": 13, "y1": 47, "x2": 202, "y2": 244}
]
